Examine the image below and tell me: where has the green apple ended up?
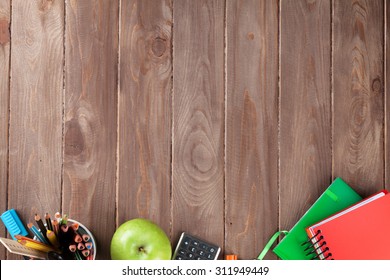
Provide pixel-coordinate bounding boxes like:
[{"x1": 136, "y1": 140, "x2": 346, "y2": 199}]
[{"x1": 110, "y1": 218, "x2": 172, "y2": 260}]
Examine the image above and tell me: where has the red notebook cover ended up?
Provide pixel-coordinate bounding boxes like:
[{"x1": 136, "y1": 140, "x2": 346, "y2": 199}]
[{"x1": 306, "y1": 191, "x2": 390, "y2": 260}]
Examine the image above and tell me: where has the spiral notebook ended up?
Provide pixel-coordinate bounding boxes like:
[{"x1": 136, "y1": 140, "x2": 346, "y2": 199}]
[
  {"x1": 305, "y1": 191, "x2": 390, "y2": 260},
  {"x1": 272, "y1": 178, "x2": 362, "y2": 260}
]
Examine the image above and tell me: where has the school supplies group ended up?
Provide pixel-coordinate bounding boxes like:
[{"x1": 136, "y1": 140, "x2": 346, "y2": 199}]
[
  {"x1": 258, "y1": 177, "x2": 390, "y2": 260},
  {"x1": 0, "y1": 210, "x2": 94, "y2": 260}
]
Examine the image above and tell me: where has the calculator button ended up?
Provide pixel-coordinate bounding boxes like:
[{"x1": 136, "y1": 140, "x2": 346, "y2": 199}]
[
  {"x1": 199, "y1": 243, "x2": 208, "y2": 250},
  {"x1": 199, "y1": 250, "x2": 205, "y2": 256},
  {"x1": 196, "y1": 256, "x2": 202, "y2": 260},
  {"x1": 179, "y1": 249, "x2": 186, "y2": 255},
  {"x1": 191, "y1": 240, "x2": 199, "y2": 246},
  {"x1": 209, "y1": 247, "x2": 216, "y2": 253},
  {"x1": 183, "y1": 238, "x2": 191, "y2": 247},
  {"x1": 187, "y1": 253, "x2": 194, "y2": 259},
  {"x1": 189, "y1": 246, "x2": 196, "y2": 253},
  {"x1": 206, "y1": 253, "x2": 213, "y2": 259},
  {"x1": 175, "y1": 256, "x2": 183, "y2": 260}
]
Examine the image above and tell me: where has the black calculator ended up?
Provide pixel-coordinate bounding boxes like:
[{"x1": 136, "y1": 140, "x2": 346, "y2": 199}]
[{"x1": 172, "y1": 232, "x2": 221, "y2": 260}]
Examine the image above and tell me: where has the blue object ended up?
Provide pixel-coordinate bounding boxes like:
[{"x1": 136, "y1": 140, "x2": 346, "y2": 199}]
[{"x1": 1, "y1": 209, "x2": 29, "y2": 240}]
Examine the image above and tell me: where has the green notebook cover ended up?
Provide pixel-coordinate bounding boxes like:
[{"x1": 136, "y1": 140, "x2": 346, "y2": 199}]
[{"x1": 273, "y1": 177, "x2": 362, "y2": 260}]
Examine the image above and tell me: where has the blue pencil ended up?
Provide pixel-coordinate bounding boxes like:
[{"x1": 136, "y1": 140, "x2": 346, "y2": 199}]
[{"x1": 27, "y1": 222, "x2": 48, "y2": 244}]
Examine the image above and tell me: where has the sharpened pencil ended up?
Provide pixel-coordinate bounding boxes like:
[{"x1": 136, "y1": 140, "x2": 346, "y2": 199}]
[
  {"x1": 69, "y1": 244, "x2": 77, "y2": 253},
  {"x1": 45, "y1": 213, "x2": 53, "y2": 231},
  {"x1": 81, "y1": 249, "x2": 90, "y2": 257},
  {"x1": 82, "y1": 234, "x2": 90, "y2": 242},
  {"x1": 61, "y1": 214, "x2": 68, "y2": 225},
  {"x1": 52, "y1": 219, "x2": 59, "y2": 236},
  {"x1": 54, "y1": 212, "x2": 61, "y2": 222},
  {"x1": 18, "y1": 239, "x2": 59, "y2": 254},
  {"x1": 77, "y1": 242, "x2": 85, "y2": 251},
  {"x1": 74, "y1": 233, "x2": 82, "y2": 243},
  {"x1": 27, "y1": 223, "x2": 48, "y2": 244},
  {"x1": 58, "y1": 224, "x2": 72, "y2": 246},
  {"x1": 14, "y1": 235, "x2": 47, "y2": 246},
  {"x1": 85, "y1": 242, "x2": 93, "y2": 250},
  {"x1": 71, "y1": 223, "x2": 79, "y2": 231},
  {"x1": 34, "y1": 214, "x2": 50, "y2": 243},
  {"x1": 46, "y1": 230, "x2": 60, "y2": 248}
]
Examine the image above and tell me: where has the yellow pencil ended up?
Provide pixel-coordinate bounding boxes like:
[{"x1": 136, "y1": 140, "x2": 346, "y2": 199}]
[
  {"x1": 46, "y1": 230, "x2": 60, "y2": 248},
  {"x1": 18, "y1": 239, "x2": 59, "y2": 253}
]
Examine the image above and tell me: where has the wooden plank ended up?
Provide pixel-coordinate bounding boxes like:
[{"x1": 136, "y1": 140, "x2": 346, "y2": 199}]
[
  {"x1": 0, "y1": 0, "x2": 10, "y2": 260},
  {"x1": 280, "y1": 0, "x2": 331, "y2": 231},
  {"x1": 64, "y1": 0, "x2": 118, "y2": 260},
  {"x1": 8, "y1": 0, "x2": 64, "y2": 259},
  {"x1": 172, "y1": 0, "x2": 225, "y2": 252},
  {"x1": 117, "y1": 0, "x2": 172, "y2": 236},
  {"x1": 386, "y1": 0, "x2": 390, "y2": 191},
  {"x1": 333, "y1": 0, "x2": 384, "y2": 195},
  {"x1": 225, "y1": 0, "x2": 278, "y2": 260}
]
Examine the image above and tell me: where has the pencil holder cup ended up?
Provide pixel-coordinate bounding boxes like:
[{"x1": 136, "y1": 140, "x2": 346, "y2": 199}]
[
  {"x1": 68, "y1": 219, "x2": 97, "y2": 260},
  {"x1": 39, "y1": 218, "x2": 97, "y2": 260}
]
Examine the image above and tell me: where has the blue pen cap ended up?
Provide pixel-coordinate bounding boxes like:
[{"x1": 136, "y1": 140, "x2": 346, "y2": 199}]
[{"x1": 1, "y1": 209, "x2": 29, "y2": 240}]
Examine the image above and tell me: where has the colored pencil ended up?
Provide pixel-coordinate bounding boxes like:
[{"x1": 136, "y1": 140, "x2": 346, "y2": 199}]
[
  {"x1": 52, "y1": 219, "x2": 59, "y2": 236},
  {"x1": 46, "y1": 230, "x2": 60, "y2": 248},
  {"x1": 71, "y1": 223, "x2": 79, "y2": 231},
  {"x1": 45, "y1": 213, "x2": 53, "y2": 231},
  {"x1": 75, "y1": 250, "x2": 83, "y2": 260},
  {"x1": 77, "y1": 242, "x2": 85, "y2": 251},
  {"x1": 54, "y1": 212, "x2": 62, "y2": 222},
  {"x1": 61, "y1": 214, "x2": 68, "y2": 225},
  {"x1": 18, "y1": 239, "x2": 58, "y2": 253},
  {"x1": 34, "y1": 214, "x2": 50, "y2": 243},
  {"x1": 59, "y1": 224, "x2": 72, "y2": 245},
  {"x1": 82, "y1": 234, "x2": 90, "y2": 242},
  {"x1": 74, "y1": 234, "x2": 82, "y2": 243},
  {"x1": 69, "y1": 244, "x2": 77, "y2": 253},
  {"x1": 27, "y1": 223, "x2": 48, "y2": 244},
  {"x1": 85, "y1": 242, "x2": 93, "y2": 250},
  {"x1": 81, "y1": 249, "x2": 90, "y2": 257},
  {"x1": 14, "y1": 234, "x2": 47, "y2": 246}
]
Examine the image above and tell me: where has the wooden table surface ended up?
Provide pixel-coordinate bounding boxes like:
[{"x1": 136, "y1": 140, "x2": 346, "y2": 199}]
[{"x1": 0, "y1": 0, "x2": 389, "y2": 260}]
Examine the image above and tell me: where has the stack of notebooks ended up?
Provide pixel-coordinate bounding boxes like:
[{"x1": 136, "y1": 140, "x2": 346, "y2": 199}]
[{"x1": 269, "y1": 178, "x2": 390, "y2": 260}]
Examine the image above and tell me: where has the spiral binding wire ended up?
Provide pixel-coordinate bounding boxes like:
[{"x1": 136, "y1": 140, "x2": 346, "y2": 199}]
[{"x1": 301, "y1": 230, "x2": 334, "y2": 260}]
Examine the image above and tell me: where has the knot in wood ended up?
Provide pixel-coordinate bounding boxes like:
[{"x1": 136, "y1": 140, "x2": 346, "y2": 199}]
[
  {"x1": 371, "y1": 78, "x2": 382, "y2": 93},
  {"x1": 152, "y1": 37, "x2": 167, "y2": 57}
]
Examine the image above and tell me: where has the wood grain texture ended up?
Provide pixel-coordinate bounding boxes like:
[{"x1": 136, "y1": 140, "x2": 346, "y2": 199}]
[
  {"x1": 172, "y1": 0, "x2": 225, "y2": 251},
  {"x1": 64, "y1": 0, "x2": 118, "y2": 260},
  {"x1": 225, "y1": 0, "x2": 278, "y2": 260},
  {"x1": 280, "y1": 0, "x2": 331, "y2": 230},
  {"x1": 117, "y1": 0, "x2": 172, "y2": 235},
  {"x1": 8, "y1": 0, "x2": 64, "y2": 259},
  {"x1": 333, "y1": 0, "x2": 384, "y2": 195},
  {"x1": 386, "y1": 0, "x2": 390, "y2": 191},
  {"x1": 0, "y1": 0, "x2": 10, "y2": 260}
]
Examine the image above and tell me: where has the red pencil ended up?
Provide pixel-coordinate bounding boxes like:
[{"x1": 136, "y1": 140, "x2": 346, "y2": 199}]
[{"x1": 74, "y1": 234, "x2": 82, "y2": 243}]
